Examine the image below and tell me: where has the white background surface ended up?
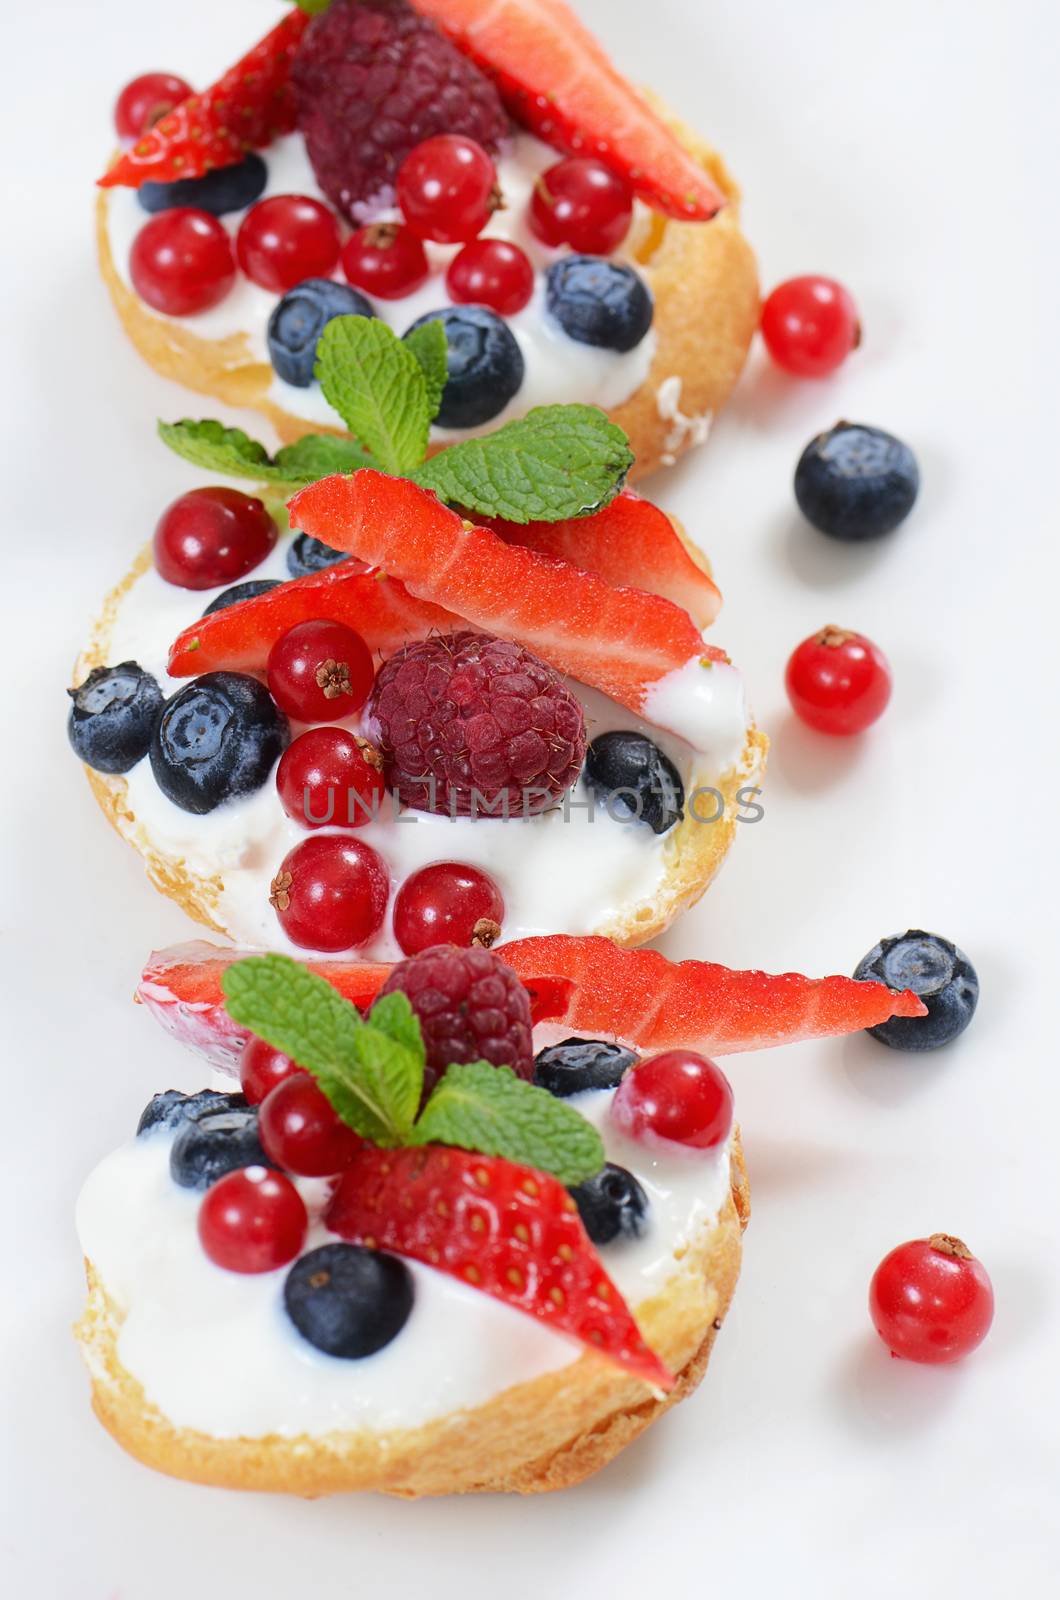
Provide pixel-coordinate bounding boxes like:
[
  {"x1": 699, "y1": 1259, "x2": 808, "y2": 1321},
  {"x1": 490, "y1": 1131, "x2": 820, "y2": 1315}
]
[{"x1": 3, "y1": 1, "x2": 1058, "y2": 1594}]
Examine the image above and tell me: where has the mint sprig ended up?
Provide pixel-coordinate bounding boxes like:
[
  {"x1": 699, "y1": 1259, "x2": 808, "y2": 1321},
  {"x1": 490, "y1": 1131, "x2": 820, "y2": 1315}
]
[
  {"x1": 315, "y1": 316, "x2": 432, "y2": 476},
  {"x1": 403, "y1": 319, "x2": 449, "y2": 420},
  {"x1": 158, "y1": 419, "x2": 373, "y2": 486},
  {"x1": 222, "y1": 954, "x2": 604, "y2": 1185}
]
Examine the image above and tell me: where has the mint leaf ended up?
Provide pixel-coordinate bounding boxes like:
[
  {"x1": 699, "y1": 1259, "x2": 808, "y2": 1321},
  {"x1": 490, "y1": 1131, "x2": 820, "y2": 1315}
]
[
  {"x1": 158, "y1": 418, "x2": 370, "y2": 487},
  {"x1": 412, "y1": 1063, "x2": 605, "y2": 1186},
  {"x1": 221, "y1": 955, "x2": 417, "y2": 1146},
  {"x1": 273, "y1": 433, "x2": 375, "y2": 480},
  {"x1": 315, "y1": 316, "x2": 430, "y2": 475},
  {"x1": 403, "y1": 319, "x2": 448, "y2": 422},
  {"x1": 293, "y1": 1, "x2": 332, "y2": 14},
  {"x1": 412, "y1": 404, "x2": 633, "y2": 524}
]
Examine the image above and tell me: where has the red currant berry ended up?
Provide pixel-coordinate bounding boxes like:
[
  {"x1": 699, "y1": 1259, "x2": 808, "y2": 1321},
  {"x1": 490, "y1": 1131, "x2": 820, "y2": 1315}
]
[
  {"x1": 114, "y1": 71, "x2": 193, "y2": 140},
  {"x1": 259, "y1": 1074, "x2": 364, "y2": 1177},
  {"x1": 611, "y1": 1051, "x2": 734, "y2": 1152},
  {"x1": 529, "y1": 157, "x2": 633, "y2": 255},
  {"x1": 393, "y1": 862, "x2": 505, "y2": 956},
  {"x1": 785, "y1": 626, "x2": 892, "y2": 736},
  {"x1": 153, "y1": 487, "x2": 277, "y2": 590},
  {"x1": 446, "y1": 239, "x2": 534, "y2": 316},
  {"x1": 761, "y1": 276, "x2": 861, "y2": 378},
  {"x1": 870, "y1": 1235, "x2": 994, "y2": 1364},
  {"x1": 198, "y1": 1166, "x2": 307, "y2": 1274},
  {"x1": 270, "y1": 834, "x2": 389, "y2": 952},
  {"x1": 239, "y1": 1036, "x2": 303, "y2": 1106},
  {"x1": 266, "y1": 620, "x2": 375, "y2": 724},
  {"x1": 277, "y1": 727, "x2": 387, "y2": 830},
  {"x1": 236, "y1": 195, "x2": 341, "y2": 293},
  {"x1": 341, "y1": 223, "x2": 429, "y2": 300},
  {"x1": 397, "y1": 135, "x2": 499, "y2": 244},
  {"x1": 130, "y1": 207, "x2": 235, "y2": 316}
]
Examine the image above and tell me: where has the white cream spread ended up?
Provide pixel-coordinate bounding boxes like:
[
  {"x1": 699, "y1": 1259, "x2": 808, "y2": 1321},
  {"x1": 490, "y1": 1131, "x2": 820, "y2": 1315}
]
[
  {"x1": 104, "y1": 534, "x2": 750, "y2": 960},
  {"x1": 104, "y1": 130, "x2": 657, "y2": 437},
  {"x1": 76, "y1": 1072, "x2": 732, "y2": 1439}
]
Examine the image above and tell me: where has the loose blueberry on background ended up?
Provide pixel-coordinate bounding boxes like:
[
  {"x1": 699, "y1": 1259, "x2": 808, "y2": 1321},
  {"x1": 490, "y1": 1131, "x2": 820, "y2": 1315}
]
[
  {"x1": 286, "y1": 532, "x2": 349, "y2": 579},
  {"x1": 855, "y1": 930, "x2": 979, "y2": 1050},
  {"x1": 138, "y1": 153, "x2": 268, "y2": 216},
  {"x1": 202, "y1": 579, "x2": 282, "y2": 616},
  {"x1": 150, "y1": 671, "x2": 289, "y2": 815},
  {"x1": 585, "y1": 731, "x2": 684, "y2": 834},
  {"x1": 545, "y1": 256, "x2": 654, "y2": 352},
  {"x1": 267, "y1": 278, "x2": 374, "y2": 387},
  {"x1": 534, "y1": 1037, "x2": 640, "y2": 1097},
  {"x1": 137, "y1": 1088, "x2": 247, "y2": 1137},
  {"x1": 68, "y1": 662, "x2": 164, "y2": 775},
  {"x1": 569, "y1": 1163, "x2": 649, "y2": 1245},
  {"x1": 170, "y1": 1106, "x2": 271, "y2": 1189},
  {"x1": 284, "y1": 1243, "x2": 414, "y2": 1357},
  {"x1": 795, "y1": 422, "x2": 920, "y2": 541},
  {"x1": 404, "y1": 306, "x2": 524, "y2": 428}
]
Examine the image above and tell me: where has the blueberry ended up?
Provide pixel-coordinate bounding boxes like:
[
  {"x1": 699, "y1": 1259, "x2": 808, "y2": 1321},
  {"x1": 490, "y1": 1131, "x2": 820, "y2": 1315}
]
[
  {"x1": 545, "y1": 256, "x2": 653, "y2": 352},
  {"x1": 534, "y1": 1037, "x2": 639, "y2": 1096},
  {"x1": 794, "y1": 422, "x2": 920, "y2": 541},
  {"x1": 404, "y1": 306, "x2": 524, "y2": 428},
  {"x1": 569, "y1": 1163, "x2": 649, "y2": 1246},
  {"x1": 855, "y1": 930, "x2": 979, "y2": 1051},
  {"x1": 169, "y1": 1105, "x2": 271, "y2": 1190},
  {"x1": 267, "y1": 279, "x2": 375, "y2": 387},
  {"x1": 585, "y1": 731, "x2": 684, "y2": 834},
  {"x1": 150, "y1": 672, "x2": 289, "y2": 814},
  {"x1": 67, "y1": 661, "x2": 164, "y2": 775},
  {"x1": 137, "y1": 1088, "x2": 247, "y2": 1137},
  {"x1": 284, "y1": 1244, "x2": 413, "y2": 1358},
  {"x1": 137, "y1": 153, "x2": 268, "y2": 217},
  {"x1": 286, "y1": 533, "x2": 349, "y2": 578},
  {"x1": 201, "y1": 579, "x2": 282, "y2": 616}
]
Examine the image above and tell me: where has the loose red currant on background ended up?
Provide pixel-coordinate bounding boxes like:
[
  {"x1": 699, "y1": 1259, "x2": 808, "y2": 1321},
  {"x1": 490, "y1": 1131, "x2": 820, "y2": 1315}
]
[
  {"x1": 529, "y1": 157, "x2": 633, "y2": 254},
  {"x1": 341, "y1": 223, "x2": 429, "y2": 300},
  {"x1": 198, "y1": 1166, "x2": 307, "y2": 1273},
  {"x1": 785, "y1": 626, "x2": 892, "y2": 736},
  {"x1": 153, "y1": 486, "x2": 277, "y2": 589},
  {"x1": 130, "y1": 208, "x2": 236, "y2": 316},
  {"x1": 259, "y1": 1073, "x2": 364, "y2": 1177},
  {"x1": 397, "y1": 135, "x2": 499, "y2": 244},
  {"x1": 270, "y1": 834, "x2": 389, "y2": 951},
  {"x1": 870, "y1": 1235, "x2": 994, "y2": 1364},
  {"x1": 611, "y1": 1051, "x2": 734, "y2": 1151},
  {"x1": 239, "y1": 1036, "x2": 304, "y2": 1106},
  {"x1": 236, "y1": 195, "x2": 341, "y2": 292},
  {"x1": 446, "y1": 239, "x2": 534, "y2": 316},
  {"x1": 761, "y1": 276, "x2": 861, "y2": 378},
  {"x1": 266, "y1": 620, "x2": 375, "y2": 723},
  {"x1": 276, "y1": 727, "x2": 387, "y2": 829},
  {"x1": 393, "y1": 862, "x2": 505, "y2": 956},
  {"x1": 114, "y1": 71, "x2": 193, "y2": 140}
]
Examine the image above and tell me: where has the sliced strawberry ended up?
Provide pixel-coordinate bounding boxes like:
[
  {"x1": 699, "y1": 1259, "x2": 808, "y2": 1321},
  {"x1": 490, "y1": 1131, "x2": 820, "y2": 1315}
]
[
  {"x1": 167, "y1": 563, "x2": 459, "y2": 678},
  {"x1": 287, "y1": 471, "x2": 728, "y2": 725},
  {"x1": 99, "y1": 11, "x2": 309, "y2": 189},
  {"x1": 136, "y1": 941, "x2": 573, "y2": 1073},
  {"x1": 409, "y1": 0, "x2": 725, "y2": 220},
  {"x1": 327, "y1": 1145, "x2": 672, "y2": 1388},
  {"x1": 476, "y1": 491, "x2": 722, "y2": 630},
  {"x1": 500, "y1": 935, "x2": 928, "y2": 1054}
]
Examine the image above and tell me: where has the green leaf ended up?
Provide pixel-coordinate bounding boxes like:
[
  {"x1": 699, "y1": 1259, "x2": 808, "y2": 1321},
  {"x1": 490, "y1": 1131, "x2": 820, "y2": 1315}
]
[
  {"x1": 293, "y1": 0, "x2": 332, "y2": 14},
  {"x1": 403, "y1": 319, "x2": 449, "y2": 422},
  {"x1": 273, "y1": 433, "x2": 376, "y2": 480},
  {"x1": 157, "y1": 418, "x2": 370, "y2": 488},
  {"x1": 221, "y1": 955, "x2": 418, "y2": 1146},
  {"x1": 315, "y1": 316, "x2": 430, "y2": 475},
  {"x1": 412, "y1": 404, "x2": 634, "y2": 524},
  {"x1": 411, "y1": 1062, "x2": 605, "y2": 1186}
]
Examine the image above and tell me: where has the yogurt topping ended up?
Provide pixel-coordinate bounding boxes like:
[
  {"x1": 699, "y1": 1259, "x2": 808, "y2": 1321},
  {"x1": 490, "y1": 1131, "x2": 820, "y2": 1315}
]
[
  {"x1": 76, "y1": 1072, "x2": 733, "y2": 1439},
  {"x1": 104, "y1": 130, "x2": 658, "y2": 438}
]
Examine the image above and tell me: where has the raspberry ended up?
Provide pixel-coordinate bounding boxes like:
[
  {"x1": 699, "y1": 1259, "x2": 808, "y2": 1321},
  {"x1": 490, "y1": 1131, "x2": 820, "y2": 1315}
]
[
  {"x1": 291, "y1": 0, "x2": 510, "y2": 223},
  {"x1": 377, "y1": 944, "x2": 533, "y2": 1094},
  {"x1": 367, "y1": 631, "x2": 586, "y2": 818}
]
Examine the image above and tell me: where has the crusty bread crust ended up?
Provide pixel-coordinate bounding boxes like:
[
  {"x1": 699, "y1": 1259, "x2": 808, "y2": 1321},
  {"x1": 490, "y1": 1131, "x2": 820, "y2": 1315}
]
[
  {"x1": 75, "y1": 1134, "x2": 748, "y2": 1496},
  {"x1": 96, "y1": 99, "x2": 758, "y2": 479}
]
